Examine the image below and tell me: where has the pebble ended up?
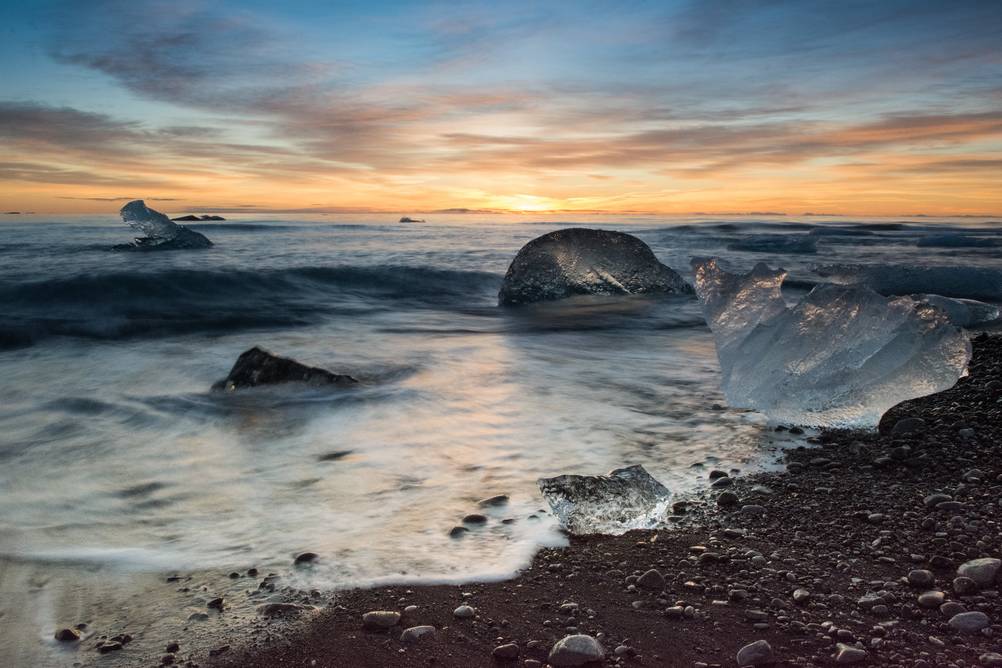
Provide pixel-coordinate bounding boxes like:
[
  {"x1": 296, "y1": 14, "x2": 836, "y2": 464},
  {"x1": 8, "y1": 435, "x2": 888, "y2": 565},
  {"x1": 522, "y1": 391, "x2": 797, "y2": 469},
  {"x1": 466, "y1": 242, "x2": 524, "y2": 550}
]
[
  {"x1": 453, "y1": 604, "x2": 476, "y2": 619},
  {"x1": 711, "y1": 476, "x2": 734, "y2": 488},
  {"x1": 834, "y1": 643, "x2": 867, "y2": 664},
  {"x1": 462, "y1": 513, "x2": 488, "y2": 524},
  {"x1": 741, "y1": 504, "x2": 766, "y2": 517},
  {"x1": 448, "y1": 526, "x2": 469, "y2": 538},
  {"x1": 637, "y1": 568, "x2": 665, "y2": 590},
  {"x1": 792, "y1": 588, "x2": 811, "y2": 604},
  {"x1": 54, "y1": 628, "x2": 80, "y2": 642},
  {"x1": 907, "y1": 569, "x2": 935, "y2": 588},
  {"x1": 891, "y1": 417, "x2": 925, "y2": 435},
  {"x1": 362, "y1": 610, "x2": 401, "y2": 630},
  {"x1": 954, "y1": 576, "x2": 979, "y2": 595},
  {"x1": 736, "y1": 639, "x2": 773, "y2": 666},
  {"x1": 980, "y1": 652, "x2": 1002, "y2": 667},
  {"x1": 548, "y1": 634, "x2": 605, "y2": 667},
  {"x1": 294, "y1": 552, "x2": 318, "y2": 565},
  {"x1": 477, "y1": 495, "x2": 509, "y2": 507},
  {"x1": 399, "y1": 625, "x2": 436, "y2": 643},
  {"x1": 948, "y1": 611, "x2": 990, "y2": 633},
  {"x1": 917, "y1": 590, "x2": 945, "y2": 608},
  {"x1": 717, "y1": 491, "x2": 739, "y2": 506},
  {"x1": 493, "y1": 643, "x2": 520, "y2": 659}
]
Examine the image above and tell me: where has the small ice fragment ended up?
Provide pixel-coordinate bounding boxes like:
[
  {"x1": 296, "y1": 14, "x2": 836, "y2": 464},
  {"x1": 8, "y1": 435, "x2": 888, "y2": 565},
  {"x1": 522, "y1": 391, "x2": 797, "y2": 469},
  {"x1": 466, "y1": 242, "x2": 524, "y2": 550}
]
[
  {"x1": 118, "y1": 200, "x2": 212, "y2": 250},
  {"x1": 538, "y1": 465, "x2": 670, "y2": 535},
  {"x1": 692, "y1": 258, "x2": 970, "y2": 428}
]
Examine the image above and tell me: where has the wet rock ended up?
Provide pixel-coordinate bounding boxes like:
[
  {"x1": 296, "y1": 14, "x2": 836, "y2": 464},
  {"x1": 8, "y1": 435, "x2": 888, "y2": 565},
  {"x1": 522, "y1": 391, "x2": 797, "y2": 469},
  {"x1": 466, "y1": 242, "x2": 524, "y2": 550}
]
[
  {"x1": 257, "y1": 603, "x2": 305, "y2": 616},
  {"x1": 207, "y1": 597, "x2": 224, "y2": 610},
  {"x1": 498, "y1": 228, "x2": 691, "y2": 305},
  {"x1": 948, "y1": 611, "x2": 990, "y2": 633},
  {"x1": 448, "y1": 526, "x2": 469, "y2": 538},
  {"x1": 400, "y1": 625, "x2": 436, "y2": 643},
  {"x1": 477, "y1": 495, "x2": 509, "y2": 507},
  {"x1": 548, "y1": 634, "x2": 605, "y2": 667},
  {"x1": 98, "y1": 641, "x2": 123, "y2": 653},
  {"x1": 294, "y1": 552, "x2": 319, "y2": 565},
  {"x1": 462, "y1": 514, "x2": 488, "y2": 524},
  {"x1": 736, "y1": 639, "x2": 774, "y2": 666},
  {"x1": 717, "y1": 491, "x2": 739, "y2": 507},
  {"x1": 362, "y1": 610, "x2": 401, "y2": 630},
  {"x1": 957, "y1": 558, "x2": 1001, "y2": 588},
  {"x1": 54, "y1": 628, "x2": 80, "y2": 642},
  {"x1": 891, "y1": 417, "x2": 926, "y2": 436},
  {"x1": 212, "y1": 347, "x2": 357, "y2": 391}
]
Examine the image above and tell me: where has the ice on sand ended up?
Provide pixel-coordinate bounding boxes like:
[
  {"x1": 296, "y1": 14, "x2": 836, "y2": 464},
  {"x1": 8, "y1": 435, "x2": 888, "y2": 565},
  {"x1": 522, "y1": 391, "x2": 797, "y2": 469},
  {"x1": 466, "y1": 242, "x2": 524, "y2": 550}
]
[
  {"x1": 538, "y1": 465, "x2": 670, "y2": 535},
  {"x1": 691, "y1": 258, "x2": 970, "y2": 428}
]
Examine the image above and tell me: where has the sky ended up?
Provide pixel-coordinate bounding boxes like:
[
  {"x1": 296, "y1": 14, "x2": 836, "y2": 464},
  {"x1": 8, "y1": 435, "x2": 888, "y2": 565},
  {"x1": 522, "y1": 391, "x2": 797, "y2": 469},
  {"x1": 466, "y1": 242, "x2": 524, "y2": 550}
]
[{"x1": 0, "y1": 0, "x2": 1000, "y2": 215}]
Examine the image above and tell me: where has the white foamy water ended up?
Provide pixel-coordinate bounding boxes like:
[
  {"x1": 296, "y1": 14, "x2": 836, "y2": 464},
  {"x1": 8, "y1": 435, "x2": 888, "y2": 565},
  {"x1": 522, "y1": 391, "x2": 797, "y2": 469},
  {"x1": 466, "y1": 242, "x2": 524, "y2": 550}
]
[{"x1": 1, "y1": 212, "x2": 1000, "y2": 665}]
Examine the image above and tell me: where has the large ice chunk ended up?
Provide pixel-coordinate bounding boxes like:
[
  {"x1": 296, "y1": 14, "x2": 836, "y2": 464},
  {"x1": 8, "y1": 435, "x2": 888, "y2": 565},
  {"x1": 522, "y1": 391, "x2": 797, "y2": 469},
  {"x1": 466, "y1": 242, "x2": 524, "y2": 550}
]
[
  {"x1": 118, "y1": 200, "x2": 212, "y2": 250},
  {"x1": 498, "y1": 228, "x2": 691, "y2": 305},
  {"x1": 913, "y1": 295, "x2": 999, "y2": 328},
  {"x1": 537, "y1": 465, "x2": 670, "y2": 535},
  {"x1": 692, "y1": 258, "x2": 971, "y2": 428}
]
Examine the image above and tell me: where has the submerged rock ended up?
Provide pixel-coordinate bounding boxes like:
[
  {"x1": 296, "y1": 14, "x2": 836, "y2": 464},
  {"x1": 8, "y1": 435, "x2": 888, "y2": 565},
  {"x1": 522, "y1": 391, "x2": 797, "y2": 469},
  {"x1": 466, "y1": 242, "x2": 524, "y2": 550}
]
[
  {"x1": 538, "y1": 464, "x2": 671, "y2": 535},
  {"x1": 116, "y1": 200, "x2": 212, "y2": 250},
  {"x1": 498, "y1": 228, "x2": 691, "y2": 305},
  {"x1": 399, "y1": 216, "x2": 425, "y2": 223},
  {"x1": 212, "y1": 347, "x2": 357, "y2": 391},
  {"x1": 692, "y1": 258, "x2": 970, "y2": 428}
]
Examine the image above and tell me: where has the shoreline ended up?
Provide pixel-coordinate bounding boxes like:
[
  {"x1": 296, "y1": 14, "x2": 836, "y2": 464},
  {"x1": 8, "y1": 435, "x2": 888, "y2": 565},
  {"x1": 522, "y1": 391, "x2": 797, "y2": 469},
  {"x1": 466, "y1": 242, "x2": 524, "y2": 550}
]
[{"x1": 201, "y1": 335, "x2": 1001, "y2": 667}]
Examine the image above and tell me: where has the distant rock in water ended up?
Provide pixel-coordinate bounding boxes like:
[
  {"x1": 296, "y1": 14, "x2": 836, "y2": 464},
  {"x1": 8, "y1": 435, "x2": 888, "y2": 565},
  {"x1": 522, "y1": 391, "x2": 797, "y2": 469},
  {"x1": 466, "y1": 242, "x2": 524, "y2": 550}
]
[
  {"x1": 692, "y1": 257, "x2": 970, "y2": 428},
  {"x1": 171, "y1": 214, "x2": 226, "y2": 221},
  {"x1": 116, "y1": 200, "x2": 212, "y2": 250},
  {"x1": 399, "y1": 216, "x2": 425, "y2": 223},
  {"x1": 498, "y1": 228, "x2": 692, "y2": 305},
  {"x1": 212, "y1": 347, "x2": 357, "y2": 391},
  {"x1": 538, "y1": 464, "x2": 671, "y2": 535}
]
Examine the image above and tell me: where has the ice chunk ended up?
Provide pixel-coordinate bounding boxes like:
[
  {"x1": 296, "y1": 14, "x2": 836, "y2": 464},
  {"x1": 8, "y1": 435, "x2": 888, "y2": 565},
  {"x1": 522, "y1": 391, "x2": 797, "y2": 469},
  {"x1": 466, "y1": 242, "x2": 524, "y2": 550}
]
[
  {"x1": 813, "y1": 263, "x2": 1002, "y2": 301},
  {"x1": 913, "y1": 295, "x2": 999, "y2": 328},
  {"x1": 118, "y1": 200, "x2": 212, "y2": 250},
  {"x1": 537, "y1": 465, "x2": 670, "y2": 535},
  {"x1": 692, "y1": 258, "x2": 970, "y2": 428},
  {"x1": 727, "y1": 234, "x2": 817, "y2": 254},
  {"x1": 498, "y1": 228, "x2": 691, "y2": 305}
]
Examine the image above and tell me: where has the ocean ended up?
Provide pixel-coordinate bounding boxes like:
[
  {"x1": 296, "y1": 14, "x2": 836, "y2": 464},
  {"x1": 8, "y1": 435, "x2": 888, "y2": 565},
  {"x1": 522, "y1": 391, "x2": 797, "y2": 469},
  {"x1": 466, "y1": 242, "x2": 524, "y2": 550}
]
[{"x1": 1, "y1": 212, "x2": 1000, "y2": 665}]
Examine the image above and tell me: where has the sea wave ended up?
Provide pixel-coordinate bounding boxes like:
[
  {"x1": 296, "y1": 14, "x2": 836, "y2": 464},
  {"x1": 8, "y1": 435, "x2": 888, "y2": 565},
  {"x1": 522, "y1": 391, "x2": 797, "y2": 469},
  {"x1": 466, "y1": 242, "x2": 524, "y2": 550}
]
[{"x1": 0, "y1": 265, "x2": 501, "y2": 350}]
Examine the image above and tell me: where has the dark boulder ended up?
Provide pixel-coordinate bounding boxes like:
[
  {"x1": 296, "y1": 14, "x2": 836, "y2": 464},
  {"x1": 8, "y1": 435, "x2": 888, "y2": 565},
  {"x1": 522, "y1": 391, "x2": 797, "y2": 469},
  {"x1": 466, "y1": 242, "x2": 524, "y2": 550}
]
[
  {"x1": 399, "y1": 216, "x2": 425, "y2": 223},
  {"x1": 171, "y1": 215, "x2": 201, "y2": 221},
  {"x1": 212, "y1": 347, "x2": 357, "y2": 391},
  {"x1": 498, "y1": 228, "x2": 691, "y2": 305}
]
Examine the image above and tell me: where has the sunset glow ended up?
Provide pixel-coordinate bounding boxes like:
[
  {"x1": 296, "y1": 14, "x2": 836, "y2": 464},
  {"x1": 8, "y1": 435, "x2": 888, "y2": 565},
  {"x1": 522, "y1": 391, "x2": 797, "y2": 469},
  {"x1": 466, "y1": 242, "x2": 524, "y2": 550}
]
[{"x1": 1, "y1": 1, "x2": 1000, "y2": 215}]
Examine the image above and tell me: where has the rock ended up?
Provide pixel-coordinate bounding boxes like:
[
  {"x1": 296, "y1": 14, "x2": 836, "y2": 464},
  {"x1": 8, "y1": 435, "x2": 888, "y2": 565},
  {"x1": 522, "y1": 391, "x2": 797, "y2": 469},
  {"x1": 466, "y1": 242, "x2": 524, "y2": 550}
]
[
  {"x1": 477, "y1": 495, "x2": 509, "y2": 507},
  {"x1": 498, "y1": 228, "x2": 691, "y2": 305},
  {"x1": 907, "y1": 569, "x2": 935, "y2": 587},
  {"x1": 891, "y1": 417, "x2": 926, "y2": 436},
  {"x1": 448, "y1": 526, "x2": 469, "y2": 538},
  {"x1": 399, "y1": 217, "x2": 425, "y2": 223},
  {"x1": 400, "y1": 625, "x2": 436, "y2": 643},
  {"x1": 834, "y1": 643, "x2": 867, "y2": 664},
  {"x1": 742, "y1": 504, "x2": 766, "y2": 517},
  {"x1": 213, "y1": 347, "x2": 357, "y2": 391},
  {"x1": 717, "y1": 491, "x2": 739, "y2": 506},
  {"x1": 792, "y1": 588, "x2": 811, "y2": 604},
  {"x1": 54, "y1": 628, "x2": 80, "y2": 642},
  {"x1": 637, "y1": 568, "x2": 665, "y2": 590},
  {"x1": 257, "y1": 603, "x2": 304, "y2": 616},
  {"x1": 917, "y1": 590, "x2": 945, "y2": 608},
  {"x1": 923, "y1": 493, "x2": 952, "y2": 508},
  {"x1": 711, "y1": 476, "x2": 734, "y2": 488},
  {"x1": 294, "y1": 552, "x2": 319, "y2": 565},
  {"x1": 98, "y1": 641, "x2": 123, "y2": 653},
  {"x1": 362, "y1": 610, "x2": 401, "y2": 630},
  {"x1": 548, "y1": 634, "x2": 605, "y2": 667},
  {"x1": 948, "y1": 611, "x2": 990, "y2": 633},
  {"x1": 980, "y1": 652, "x2": 1002, "y2": 667},
  {"x1": 954, "y1": 576, "x2": 979, "y2": 595},
  {"x1": 493, "y1": 643, "x2": 520, "y2": 659},
  {"x1": 171, "y1": 215, "x2": 201, "y2": 221},
  {"x1": 957, "y1": 558, "x2": 1001, "y2": 588},
  {"x1": 187, "y1": 612, "x2": 209, "y2": 622},
  {"x1": 462, "y1": 513, "x2": 488, "y2": 524},
  {"x1": 453, "y1": 605, "x2": 476, "y2": 619},
  {"x1": 207, "y1": 597, "x2": 224, "y2": 610},
  {"x1": 941, "y1": 601, "x2": 967, "y2": 617},
  {"x1": 736, "y1": 639, "x2": 774, "y2": 666}
]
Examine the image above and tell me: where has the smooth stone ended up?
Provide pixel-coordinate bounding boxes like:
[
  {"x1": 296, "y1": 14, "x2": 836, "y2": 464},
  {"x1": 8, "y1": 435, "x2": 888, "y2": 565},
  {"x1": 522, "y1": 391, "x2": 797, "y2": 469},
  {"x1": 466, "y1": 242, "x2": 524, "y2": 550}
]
[
  {"x1": 957, "y1": 558, "x2": 1001, "y2": 587},
  {"x1": 453, "y1": 605, "x2": 476, "y2": 619},
  {"x1": 792, "y1": 588, "x2": 811, "y2": 604},
  {"x1": 917, "y1": 591, "x2": 945, "y2": 608},
  {"x1": 294, "y1": 552, "x2": 318, "y2": 565},
  {"x1": 548, "y1": 634, "x2": 605, "y2": 667},
  {"x1": 980, "y1": 652, "x2": 1002, "y2": 667},
  {"x1": 891, "y1": 417, "x2": 926, "y2": 436},
  {"x1": 908, "y1": 569, "x2": 935, "y2": 588},
  {"x1": 637, "y1": 568, "x2": 665, "y2": 590},
  {"x1": 736, "y1": 639, "x2": 774, "y2": 666},
  {"x1": 477, "y1": 495, "x2": 509, "y2": 507},
  {"x1": 493, "y1": 643, "x2": 520, "y2": 659},
  {"x1": 400, "y1": 625, "x2": 436, "y2": 643},
  {"x1": 462, "y1": 514, "x2": 488, "y2": 524},
  {"x1": 711, "y1": 476, "x2": 734, "y2": 488},
  {"x1": 54, "y1": 628, "x2": 80, "y2": 642},
  {"x1": 954, "y1": 576, "x2": 979, "y2": 595},
  {"x1": 717, "y1": 491, "x2": 739, "y2": 506},
  {"x1": 362, "y1": 610, "x2": 401, "y2": 630},
  {"x1": 941, "y1": 601, "x2": 967, "y2": 617},
  {"x1": 835, "y1": 643, "x2": 867, "y2": 664},
  {"x1": 949, "y1": 611, "x2": 990, "y2": 633}
]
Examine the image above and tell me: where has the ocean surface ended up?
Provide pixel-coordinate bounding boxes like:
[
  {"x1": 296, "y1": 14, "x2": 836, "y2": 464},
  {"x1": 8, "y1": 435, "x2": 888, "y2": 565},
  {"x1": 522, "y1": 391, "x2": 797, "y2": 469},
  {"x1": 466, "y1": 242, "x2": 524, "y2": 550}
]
[{"x1": 1, "y1": 211, "x2": 1001, "y2": 664}]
